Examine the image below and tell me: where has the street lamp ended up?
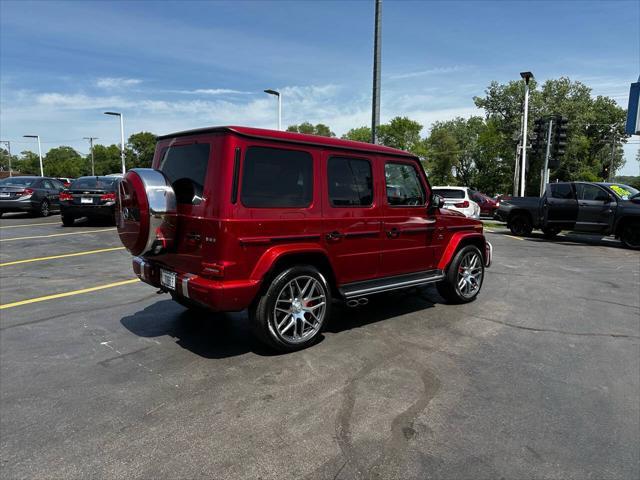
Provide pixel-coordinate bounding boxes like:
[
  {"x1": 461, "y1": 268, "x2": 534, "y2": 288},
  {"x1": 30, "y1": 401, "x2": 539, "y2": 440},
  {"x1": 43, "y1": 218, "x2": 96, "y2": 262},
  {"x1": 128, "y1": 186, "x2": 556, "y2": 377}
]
[
  {"x1": 23, "y1": 135, "x2": 44, "y2": 177},
  {"x1": 519, "y1": 71, "x2": 534, "y2": 197},
  {"x1": 264, "y1": 89, "x2": 282, "y2": 130},
  {"x1": 104, "y1": 112, "x2": 126, "y2": 174}
]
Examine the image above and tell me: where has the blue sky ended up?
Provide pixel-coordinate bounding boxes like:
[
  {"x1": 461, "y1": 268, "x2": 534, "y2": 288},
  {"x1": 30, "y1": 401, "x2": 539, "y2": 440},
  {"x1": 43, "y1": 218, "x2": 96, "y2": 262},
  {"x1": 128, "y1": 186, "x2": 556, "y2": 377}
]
[{"x1": 1, "y1": 0, "x2": 638, "y2": 175}]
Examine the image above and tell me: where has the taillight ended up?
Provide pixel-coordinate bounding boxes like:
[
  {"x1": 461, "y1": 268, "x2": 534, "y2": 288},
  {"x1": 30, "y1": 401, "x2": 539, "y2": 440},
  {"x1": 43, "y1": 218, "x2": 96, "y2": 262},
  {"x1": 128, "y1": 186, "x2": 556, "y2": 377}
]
[
  {"x1": 454, "y1": 200, "x2": 470, "y2": 208},
  {"x1": 100, "y1": 192, "x2": 116, "y2": 201},
  {"x1": 16, "y1": 188, "x2": 34, "y2": 197},
  {"x1": 59, "y1": 192, "x2": 73, "y2": 201}
]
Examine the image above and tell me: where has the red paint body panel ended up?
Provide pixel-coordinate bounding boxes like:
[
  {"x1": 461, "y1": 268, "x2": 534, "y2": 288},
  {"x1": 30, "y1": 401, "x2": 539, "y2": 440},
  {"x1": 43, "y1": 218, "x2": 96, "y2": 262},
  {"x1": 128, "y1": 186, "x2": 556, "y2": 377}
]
[{"x1": 124, "y1": 126, "x2": 489, "y2": 313}]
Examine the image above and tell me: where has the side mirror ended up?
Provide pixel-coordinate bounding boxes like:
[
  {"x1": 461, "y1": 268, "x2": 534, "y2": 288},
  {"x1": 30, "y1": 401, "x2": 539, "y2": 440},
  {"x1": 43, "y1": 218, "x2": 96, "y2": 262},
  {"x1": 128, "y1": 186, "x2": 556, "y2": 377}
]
[{"x1": 429, "y1": 193, "x2": 445, "y2": 213}]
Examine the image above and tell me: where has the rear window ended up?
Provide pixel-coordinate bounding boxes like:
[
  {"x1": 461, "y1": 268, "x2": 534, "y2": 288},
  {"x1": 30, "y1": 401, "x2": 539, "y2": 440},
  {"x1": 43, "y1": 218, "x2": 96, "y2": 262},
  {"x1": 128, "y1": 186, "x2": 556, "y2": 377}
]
[
  {"x1": 550, "y1": 183, "x2": 574, "y2": 199},
  {"x1": 328, "y1": 157, "x2": 373, "y2": 207},
  {"x1": 159, "y1": 143, "x2": 210, "y2": 205},
  {"x1": 433, "y1": 188, "x2": 465, "y2": 199},
  {"x1": 70, "y1": 177, "x2": 118, "y2": 190},
  {"x1": 241, "y1": 147, "x2": 313, "y2": 208},
  {"x1": 0, "y1": 178, "x2": 36, "y2": 187}
]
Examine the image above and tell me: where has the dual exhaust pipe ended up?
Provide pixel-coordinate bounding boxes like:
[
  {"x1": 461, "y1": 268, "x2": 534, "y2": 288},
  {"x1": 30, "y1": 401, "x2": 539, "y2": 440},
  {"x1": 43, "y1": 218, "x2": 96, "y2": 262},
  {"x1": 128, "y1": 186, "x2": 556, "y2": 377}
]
[{"x1": 346, "y1": 298, "x2": 369, "y2": 308}]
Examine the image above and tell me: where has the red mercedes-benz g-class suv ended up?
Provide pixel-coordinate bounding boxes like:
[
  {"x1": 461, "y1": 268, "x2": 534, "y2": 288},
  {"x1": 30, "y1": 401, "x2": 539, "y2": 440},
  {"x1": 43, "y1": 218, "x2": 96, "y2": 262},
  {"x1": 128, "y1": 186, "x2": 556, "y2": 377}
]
[{"x1": 116, "y1": 126, "x2": 492, "y2": 351}]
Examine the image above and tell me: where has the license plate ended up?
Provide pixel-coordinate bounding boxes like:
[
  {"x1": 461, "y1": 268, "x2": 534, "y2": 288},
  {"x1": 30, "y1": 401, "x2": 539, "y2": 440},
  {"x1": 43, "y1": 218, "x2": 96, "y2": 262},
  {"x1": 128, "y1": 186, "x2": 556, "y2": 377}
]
[
  {"x1": 160, "y1": 269, "x2": 177, "y2": 291},
  {"x1": 81, "y1": 197, "x2": 93, "y2": 204},
  {"x1": 0, "y1": 193, "x2": 9, "y2": 198}
]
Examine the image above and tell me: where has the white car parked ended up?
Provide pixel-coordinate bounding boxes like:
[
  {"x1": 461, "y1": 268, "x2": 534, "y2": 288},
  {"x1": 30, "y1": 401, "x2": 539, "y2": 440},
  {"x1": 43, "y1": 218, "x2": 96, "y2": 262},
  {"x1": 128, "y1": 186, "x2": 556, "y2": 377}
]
[{"x1": 432, "y1": 186, "x2": 481, "y2": 219}]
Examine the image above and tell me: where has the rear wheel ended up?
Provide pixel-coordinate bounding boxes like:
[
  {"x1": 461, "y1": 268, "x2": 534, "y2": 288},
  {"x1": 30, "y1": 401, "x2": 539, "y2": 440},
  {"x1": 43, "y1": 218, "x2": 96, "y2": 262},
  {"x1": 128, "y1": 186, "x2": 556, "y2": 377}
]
[
  {"x1": 250, "y1": 265, "x2": 330, "y2": 352},
  {"x1": 620, "y1": 222, "x2": 640, "y2": 250},
  {"x1": 542, "y1": 226, "x2": 560, "y2": 239},
  {"x1": 38, "y1": 199, "x2": 50, "y2": 217},
  {"x1": 508, "y1": 213, "x2": 532, "y2": 236},
  {"x1": 61, "y1": 214, "x2": 75, "y2": 227},
  {"x1": 437, "y1": 245, "x2": 485, "y2": 304}
]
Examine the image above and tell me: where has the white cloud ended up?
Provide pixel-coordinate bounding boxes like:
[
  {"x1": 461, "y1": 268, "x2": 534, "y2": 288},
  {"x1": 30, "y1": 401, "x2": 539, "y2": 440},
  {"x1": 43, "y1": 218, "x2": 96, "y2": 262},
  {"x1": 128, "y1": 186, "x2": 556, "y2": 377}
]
[
  {"x1": 176, "y1": 88, "x2": 253, "y2": 95},
  {"x1": 35, "y1": 93, "x2": 132, "y2": 109},
  {"x1": 95, "y1": 77, "x2": 142, "y2": 89},
  {"x1": 388, "y1": 65, "x2": 471, "y2": 80}
]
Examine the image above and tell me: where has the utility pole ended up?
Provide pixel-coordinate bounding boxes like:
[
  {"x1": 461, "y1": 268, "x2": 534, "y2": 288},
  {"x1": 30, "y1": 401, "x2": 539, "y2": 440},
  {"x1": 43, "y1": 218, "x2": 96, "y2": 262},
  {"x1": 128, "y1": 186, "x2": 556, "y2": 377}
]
[
  {"x1": 0, "y1": 140, "x2": 11, "y2": 176},
  {"x1": 540, "y1": 118, "x2": 553, "y2": 196},
  {"x1": 519, "y1": 72, "x2": 534, "y2": 197},
  {"x1": 371, "y1": 0, "x2": 382, "y2": 144},
  {"x1": 609, "y1": 128, "x2": 617, "y2": 182},
  {"x1": 83, "y1": 137, "x2": 98, "y2": 176}
]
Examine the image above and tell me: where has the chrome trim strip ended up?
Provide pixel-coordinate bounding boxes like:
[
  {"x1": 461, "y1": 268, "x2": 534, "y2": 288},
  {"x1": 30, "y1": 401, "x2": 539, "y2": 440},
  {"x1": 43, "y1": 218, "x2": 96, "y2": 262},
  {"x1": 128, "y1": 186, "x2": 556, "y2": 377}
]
[
  {"x1": 344, "y1": 273, "x2": 445, "y2": 299},
  {"x1": 485, "y1": 241, "x2": 493, "y2": 268},
  {"x1": 181, "y1": 274, "x2": 193, "y2": 299}
]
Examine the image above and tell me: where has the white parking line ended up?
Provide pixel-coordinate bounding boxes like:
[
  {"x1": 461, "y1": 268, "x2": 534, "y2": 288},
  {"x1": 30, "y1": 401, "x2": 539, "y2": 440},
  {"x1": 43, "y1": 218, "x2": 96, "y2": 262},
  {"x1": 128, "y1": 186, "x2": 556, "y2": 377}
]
[
  {"x1": 0, "y1": 228, "x2": 116, "y2": 242},
  {"x1": 0, "y1": 221, "x2": 61, "y2": 229}
]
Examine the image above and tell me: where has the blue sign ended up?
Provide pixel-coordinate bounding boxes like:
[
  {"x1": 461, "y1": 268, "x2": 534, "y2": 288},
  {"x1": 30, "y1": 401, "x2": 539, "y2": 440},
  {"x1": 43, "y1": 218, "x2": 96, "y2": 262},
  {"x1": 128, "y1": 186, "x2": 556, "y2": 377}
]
[{"x1": 626, "y1": 81, "x2": 640, "y2": 135}]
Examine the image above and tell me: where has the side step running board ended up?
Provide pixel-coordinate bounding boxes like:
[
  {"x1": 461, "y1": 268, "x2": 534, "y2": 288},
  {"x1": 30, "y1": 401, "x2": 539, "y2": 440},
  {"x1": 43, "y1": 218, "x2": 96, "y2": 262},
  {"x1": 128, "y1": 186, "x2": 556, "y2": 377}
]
[{"x1": 340, "y1": 270, "x2": 445, "y2": 299}]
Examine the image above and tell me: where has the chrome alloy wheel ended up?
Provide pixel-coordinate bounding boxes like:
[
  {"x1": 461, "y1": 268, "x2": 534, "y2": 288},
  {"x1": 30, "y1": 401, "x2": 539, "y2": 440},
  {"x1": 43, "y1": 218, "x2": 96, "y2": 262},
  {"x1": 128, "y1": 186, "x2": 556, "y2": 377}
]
[
  {"x1": 456, "y1": 251, "x2": 483, "y2": 298},
  {"x1": 273, "y1": 275, "x2": 327, "y2": 344}
]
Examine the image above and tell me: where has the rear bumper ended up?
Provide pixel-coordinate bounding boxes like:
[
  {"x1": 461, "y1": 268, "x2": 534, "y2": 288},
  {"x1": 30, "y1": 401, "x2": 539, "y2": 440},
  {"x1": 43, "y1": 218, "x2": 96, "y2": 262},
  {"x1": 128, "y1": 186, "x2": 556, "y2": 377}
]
[
  {"x1": 61, "y1": 204, "x2": 115, "y2": 217},
  {"x1": 0, "y1": 199, "x2": 38, "y2": 212},
  {"x1": 132, "y1": 257, "x2": 260, "y2": 312}
]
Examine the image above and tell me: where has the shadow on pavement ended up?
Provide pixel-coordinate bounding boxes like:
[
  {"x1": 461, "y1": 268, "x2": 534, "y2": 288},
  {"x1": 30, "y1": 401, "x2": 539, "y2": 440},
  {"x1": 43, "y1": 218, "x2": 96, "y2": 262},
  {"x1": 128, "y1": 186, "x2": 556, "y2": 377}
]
[
  {"x1": 121, "y1": 287, "x2": 442, "y2": 359},
  {"x1": 493, "y1": 229, "x2": 625, "y2": 249}
]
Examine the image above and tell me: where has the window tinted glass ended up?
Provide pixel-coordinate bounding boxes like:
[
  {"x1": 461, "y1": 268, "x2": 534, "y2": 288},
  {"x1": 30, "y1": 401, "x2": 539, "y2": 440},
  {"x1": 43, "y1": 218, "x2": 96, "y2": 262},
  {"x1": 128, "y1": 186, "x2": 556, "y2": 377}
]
[
  {"x1": 328, "y1": 157, "x2": 373, "y2": 207},
  {"x1": 159, "y1": 143, "x2": 210, "y2": 205},
  {"x1": 550, "y1": 183, "x2": 574, "y2": 199},
  {"x1": 432, "y1": 188, "x2": 465, "y2": 199},
  {"x1": 577, "y1": 184, "x2": 609, "y2": 201},
  {"x1": 51, "y1": 180, "x2": 64, "y2": 189},
  {"x1": 70, "y1": 177, "x2": 118, "y2": 190},
  {"x1": 241, "y1": 147, "x2": 313, "y2": 208},
  {"x1": 385, "y1": 163, "x2": 426, "y2": 206}
]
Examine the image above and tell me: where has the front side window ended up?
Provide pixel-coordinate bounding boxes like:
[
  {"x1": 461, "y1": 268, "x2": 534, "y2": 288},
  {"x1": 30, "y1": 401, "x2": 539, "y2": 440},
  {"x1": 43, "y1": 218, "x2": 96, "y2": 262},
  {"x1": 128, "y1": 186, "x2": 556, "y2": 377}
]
[
  {"x1": 241, "y1": 146, "x2": 313, "y2": 208},
  {"x1": 328, "y1": 157, "x2": 373, "y2": 207},
  {"x1": 159, "y1": 143, "x2": 210, "y2": 205},
  {"x1": 576, "y1": 183, "x2": 609, "y2": 202},
  {"x1": 385, "y1": 162, "x2": 426, "y2": 206},
  {"x1": 550, "y1": 183, "x2": 574, "y2": 199}
]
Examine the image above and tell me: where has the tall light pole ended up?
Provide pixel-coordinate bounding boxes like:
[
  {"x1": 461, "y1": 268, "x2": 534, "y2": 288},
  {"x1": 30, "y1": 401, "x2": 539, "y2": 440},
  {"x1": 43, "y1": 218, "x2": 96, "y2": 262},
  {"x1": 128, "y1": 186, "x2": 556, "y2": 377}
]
[
  {"x1": 264, "y1": 89, "x2": 281, "y2": 130},
  {"x1": 83, "y1": 137, "x2": 98, "y2": 176},
  {"x1": 519, "y1": 71, "x2": 534, "y2": 197},
  {"x1": 104, "y1": 112, "x2": 126, "y2": 174},
  {"x1": 23, "y1": 135, "x2": 43, "y2": 177},
  {"x1": 0, "y1": 140, "x2": 11, "y2": 176},
  {"x1": 371, "y1": 0, "x2": 382, "y2": 144}
]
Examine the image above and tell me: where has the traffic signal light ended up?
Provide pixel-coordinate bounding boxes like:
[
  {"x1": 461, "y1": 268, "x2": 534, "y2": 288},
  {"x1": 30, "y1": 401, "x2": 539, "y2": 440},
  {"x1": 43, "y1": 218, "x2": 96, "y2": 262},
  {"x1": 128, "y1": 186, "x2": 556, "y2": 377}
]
[
  {"x1": 552, "y1": 116, "x2": 569, "y2": 158},
  {"x1": 532, "y1": 118, "x2": 546, "y2": 157},
  {"x1": 601, "y1": 163, "x2": 610, "y2": 180}
]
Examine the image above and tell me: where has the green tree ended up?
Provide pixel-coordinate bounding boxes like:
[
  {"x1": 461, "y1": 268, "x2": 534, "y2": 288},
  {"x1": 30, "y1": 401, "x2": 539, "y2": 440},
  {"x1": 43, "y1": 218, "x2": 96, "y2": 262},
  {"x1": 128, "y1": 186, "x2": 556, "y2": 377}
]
[
  {"x1": 15, "y1": 151, "x2": 42, "y2": 175},
  {"x1": 93, "y1": 144, "x2": 123, "y2": 175},
  {"x1": 127, "y1": 132, "x2": 156, "y2": 168},
  {"x1": 286, "y1": 122, "x2": 335, "y2": 137},
  {"x1": 342, "y1": 126, "x2": 372, "y2": 143},
  {"x1": 43, "y1": 146, "x2": 86, "y2": 177},
  {"x1": 377, "y1": 116, "x2": 424, "y2": 153},
  {"x1": 0, "y1": 148, "x2": 19, "y2": 174},
  {"x1": 425, "y1": 129, "x2": 458, "y2": 185}
]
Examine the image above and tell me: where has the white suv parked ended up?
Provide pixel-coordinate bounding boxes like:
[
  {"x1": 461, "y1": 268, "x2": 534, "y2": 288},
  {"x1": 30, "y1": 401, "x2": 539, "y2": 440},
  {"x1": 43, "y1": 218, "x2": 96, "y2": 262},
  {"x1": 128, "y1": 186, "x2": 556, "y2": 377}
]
[{"x1": 432, "y1": 186, "x2": 481, "y2": 219}]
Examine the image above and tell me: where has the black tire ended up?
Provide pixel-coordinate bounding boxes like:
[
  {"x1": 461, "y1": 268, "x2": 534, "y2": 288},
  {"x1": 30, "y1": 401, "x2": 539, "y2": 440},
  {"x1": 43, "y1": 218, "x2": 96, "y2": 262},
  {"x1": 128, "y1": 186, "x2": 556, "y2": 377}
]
[
  {"x1": 508, "y1": 213, "x2": 533, "y2": 236},
  {"x1": 542, "y1": 226, "x2": 560, "y2": 239},
  {"x1": 250, "y1": 265, "x2": 331, "y2": 352},
  {"x1": 61, "y1": 214, "x2": 75, "y2": 227},
  {"x1": 0, "y1": 211, "x2": 4, "y2": 218},
  {"x1": 38, "y1": 199, "x2": 50, "y2": 217},
  {"x1": 620, "y1": 222, "x2": 640, "y2": 250},
  {"x1": 437, "y1": 245, "x2": 485, "y2": 304}
]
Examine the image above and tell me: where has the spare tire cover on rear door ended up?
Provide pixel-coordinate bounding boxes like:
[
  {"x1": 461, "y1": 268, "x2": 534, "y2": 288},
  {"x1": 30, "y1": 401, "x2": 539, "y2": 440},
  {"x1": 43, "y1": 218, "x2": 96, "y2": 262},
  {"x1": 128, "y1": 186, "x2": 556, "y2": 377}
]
[{"x1": 117, "y1": 168, "x2": 177, "y2": 256}]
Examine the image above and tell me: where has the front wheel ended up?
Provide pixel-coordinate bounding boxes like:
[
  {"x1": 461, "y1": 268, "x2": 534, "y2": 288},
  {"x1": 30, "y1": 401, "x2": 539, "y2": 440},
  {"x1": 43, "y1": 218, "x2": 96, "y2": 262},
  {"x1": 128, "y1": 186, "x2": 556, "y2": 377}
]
[
  {"x1": 61, "y1": 214, "x2": 75, "y2": 227},
  {"x1": 38, "y1": 199, "x2": 50, "y2": 217},
  {"x1": 542, "y1": 226, "x2": 561, "y2": 239},
  {"x1": 620, "y1": 222, "x2": 640, "y2": 250},
  {"x1": 437, "y1": 245, "x2": 485, "y2": 304},
  {"x1": 250, "y1": 266, "x2": 331, "y2": 352},
  {"x1": 508, "y1": 213, "x2": 532, "y2": 236}
]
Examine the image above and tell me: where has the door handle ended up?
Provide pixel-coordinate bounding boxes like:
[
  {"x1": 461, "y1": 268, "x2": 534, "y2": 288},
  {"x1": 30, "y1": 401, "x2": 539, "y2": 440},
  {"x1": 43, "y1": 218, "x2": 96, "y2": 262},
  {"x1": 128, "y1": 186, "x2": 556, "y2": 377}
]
[
  {"x1": 186, "y1": 232, "x2": 201, "y2": 244},
  {"x1": 386, "y1": 228, "x2": 400, "y2": 238},
  {"x1": 326, "y1": 231, "x2": 344, "y2": 241}
]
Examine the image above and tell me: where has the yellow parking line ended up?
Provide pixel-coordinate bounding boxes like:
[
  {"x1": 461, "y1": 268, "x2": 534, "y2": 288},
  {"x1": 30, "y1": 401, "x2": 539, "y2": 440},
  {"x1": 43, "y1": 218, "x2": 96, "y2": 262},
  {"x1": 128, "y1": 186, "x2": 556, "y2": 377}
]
[
  {"x1": 0, "y1": 221, "x2": 61, "y2": 229},
  {"x1": 503, "y1": 234, "x2": 524, "y2": 241},
  {"x1": 0, "y1": 279, "x2": 140, "y2": 310},
  {"x1": 0, "y1": 246, "x2": 126, "y2": 267},
  {"x1": 0, "y1": 228, "x2": 116, "y2": 242}
]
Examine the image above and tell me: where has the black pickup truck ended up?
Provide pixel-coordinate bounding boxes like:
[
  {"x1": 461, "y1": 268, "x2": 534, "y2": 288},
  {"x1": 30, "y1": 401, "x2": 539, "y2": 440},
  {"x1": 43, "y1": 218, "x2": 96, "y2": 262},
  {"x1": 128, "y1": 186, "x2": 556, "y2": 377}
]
[{"x1": 495, "y1": 182, "x2": 640, "y2": 249}]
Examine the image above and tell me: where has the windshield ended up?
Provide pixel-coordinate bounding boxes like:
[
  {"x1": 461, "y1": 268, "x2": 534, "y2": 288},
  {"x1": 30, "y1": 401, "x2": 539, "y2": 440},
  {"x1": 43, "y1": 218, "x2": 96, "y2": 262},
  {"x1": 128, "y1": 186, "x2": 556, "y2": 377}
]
[
  {"x1": 608, "y1": 184, "x2": 639, "y2": 200},
  {"x1": 433, "y1": 188, "x2": 465, "y2": 199},
  {"x1": 70, "y1": 177, "x2": 118, "y2": 190},
  {"x1": 0, "y1": 177, "x2": 36, "y2": 187}
]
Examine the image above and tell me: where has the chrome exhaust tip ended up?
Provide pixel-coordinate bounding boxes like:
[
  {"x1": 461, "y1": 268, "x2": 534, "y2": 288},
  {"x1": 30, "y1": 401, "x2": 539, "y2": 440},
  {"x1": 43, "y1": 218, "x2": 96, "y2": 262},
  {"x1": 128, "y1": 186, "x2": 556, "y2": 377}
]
[{"x1": 346, "y1": 298, "x2": 369, "y2": 308}]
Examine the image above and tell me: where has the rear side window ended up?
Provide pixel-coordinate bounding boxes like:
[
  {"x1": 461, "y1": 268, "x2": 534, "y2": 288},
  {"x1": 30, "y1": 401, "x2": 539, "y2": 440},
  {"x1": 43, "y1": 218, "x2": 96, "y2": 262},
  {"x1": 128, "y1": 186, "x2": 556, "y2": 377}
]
[
  {"x1": 159, "y1": 143, "x2": 210, "y2": 205},
  {"x1": 241, "y1": 147, "x2": 313, "y2": 208},
  {"x1": 550, "y1": 183, "x2": 574, "y2": 199},
  {"x1": 328, "y1": 157, "x2": 373, "y2": 207},
  {"x1": 433, "y1": 188, "x2": 465, "y2": 199}
]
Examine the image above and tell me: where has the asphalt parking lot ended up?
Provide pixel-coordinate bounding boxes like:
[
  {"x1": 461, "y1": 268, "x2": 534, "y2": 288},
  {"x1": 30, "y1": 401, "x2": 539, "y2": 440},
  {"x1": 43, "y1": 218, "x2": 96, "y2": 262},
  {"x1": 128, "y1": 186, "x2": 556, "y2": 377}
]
[{"x1": 1, "y1": 213, "x2": 638, "y2": 480}]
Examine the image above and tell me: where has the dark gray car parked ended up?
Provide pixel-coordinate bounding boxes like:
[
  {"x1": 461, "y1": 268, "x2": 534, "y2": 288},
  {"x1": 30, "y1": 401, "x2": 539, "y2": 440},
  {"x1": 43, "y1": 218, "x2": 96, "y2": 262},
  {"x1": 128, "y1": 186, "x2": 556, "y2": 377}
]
[{"x1": 0, "y1": 176, "x2": 65, "y2": 217}]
